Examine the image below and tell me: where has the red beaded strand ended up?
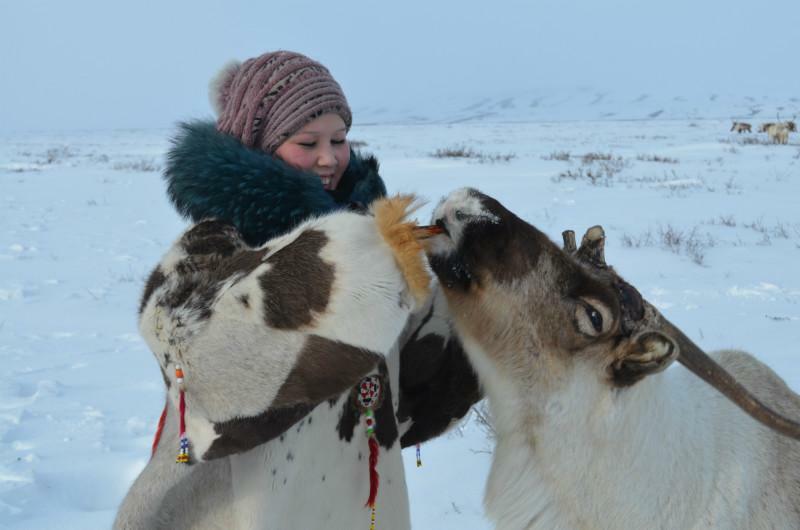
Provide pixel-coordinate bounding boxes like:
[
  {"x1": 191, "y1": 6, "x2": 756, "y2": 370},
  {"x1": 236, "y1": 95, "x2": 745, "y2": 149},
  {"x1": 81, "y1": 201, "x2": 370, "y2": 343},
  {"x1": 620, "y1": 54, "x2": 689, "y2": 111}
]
[
  {"x1": 175, "y1": 364, "x2": 190, "y2": 464},
  {"x1": 357, "y1": 375, "x2": 383, "y2": 529}
]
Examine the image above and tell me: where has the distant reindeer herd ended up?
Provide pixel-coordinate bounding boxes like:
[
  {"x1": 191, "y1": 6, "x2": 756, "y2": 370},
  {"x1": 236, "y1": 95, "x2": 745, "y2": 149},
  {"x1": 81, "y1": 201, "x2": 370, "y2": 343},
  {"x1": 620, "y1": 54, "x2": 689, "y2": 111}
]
[{"x1": 731, "y1": 118, "x2": 796, "y2": 144}]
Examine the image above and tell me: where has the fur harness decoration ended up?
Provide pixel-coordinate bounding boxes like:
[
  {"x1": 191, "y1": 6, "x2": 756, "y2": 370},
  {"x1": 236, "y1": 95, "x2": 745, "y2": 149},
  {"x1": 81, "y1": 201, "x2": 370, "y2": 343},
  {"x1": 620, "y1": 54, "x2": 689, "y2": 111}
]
[{"x1": 356, "y1": 375, "x2": 384, "y2": 529}]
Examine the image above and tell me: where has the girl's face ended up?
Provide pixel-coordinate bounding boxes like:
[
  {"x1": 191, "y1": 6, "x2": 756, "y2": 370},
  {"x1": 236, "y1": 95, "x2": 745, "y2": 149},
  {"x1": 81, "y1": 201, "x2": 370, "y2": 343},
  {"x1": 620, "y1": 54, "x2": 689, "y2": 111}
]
[{"x1": 275, "y1": 113, "x2": 350, "y2": 190}]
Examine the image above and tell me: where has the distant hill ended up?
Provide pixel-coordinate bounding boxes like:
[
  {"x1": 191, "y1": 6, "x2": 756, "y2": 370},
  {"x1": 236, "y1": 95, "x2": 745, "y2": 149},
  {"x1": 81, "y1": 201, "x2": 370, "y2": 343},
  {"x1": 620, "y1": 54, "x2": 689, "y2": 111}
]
[{"x1": 353, "y1": 89, "x2": 800, "y2": 125}]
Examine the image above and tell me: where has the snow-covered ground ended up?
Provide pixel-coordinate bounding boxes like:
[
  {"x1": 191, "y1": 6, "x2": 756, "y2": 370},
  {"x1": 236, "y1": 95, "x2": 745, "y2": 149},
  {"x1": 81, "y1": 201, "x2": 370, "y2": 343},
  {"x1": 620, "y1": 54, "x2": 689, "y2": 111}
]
[{"x1": 1, "y1": 117, "x2": 799, "y2": 529}]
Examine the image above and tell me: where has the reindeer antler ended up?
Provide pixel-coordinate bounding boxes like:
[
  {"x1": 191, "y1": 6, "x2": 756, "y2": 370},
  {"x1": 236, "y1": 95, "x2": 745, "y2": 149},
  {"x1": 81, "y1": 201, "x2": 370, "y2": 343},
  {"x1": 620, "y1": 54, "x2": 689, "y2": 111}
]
[
  {"x1": 577, "y1": 225, "x2": 607, "y2": 268},
  {"x1": 562, "y1": 226, "x2": 607, "y2": 268},
  {"x1": 564, "y1": 225, "x2": 644, "y2": 333},
  {"x1": 562, "y1": 230, "x2": 577, "y2": 253}
]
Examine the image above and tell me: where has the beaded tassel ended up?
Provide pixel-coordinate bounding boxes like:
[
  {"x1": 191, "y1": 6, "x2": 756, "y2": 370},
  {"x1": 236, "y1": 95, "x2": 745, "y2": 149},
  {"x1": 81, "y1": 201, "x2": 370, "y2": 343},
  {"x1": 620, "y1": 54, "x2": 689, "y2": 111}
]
[
  {"x1": 365, "y1": 411, "x2": 379, "y2": 508},
  {"x1": 175, "y1": 364, "x2": 190, "y2": 464},
  {"x1": 415, "y1": 443, "x2": 422, "y2": 467},
  {"x1": 366, "y1": 411, "x2": 379, "y2": 530},
  {"x1": 357, "y1": 375, "x2": 383, "y2": 529}
]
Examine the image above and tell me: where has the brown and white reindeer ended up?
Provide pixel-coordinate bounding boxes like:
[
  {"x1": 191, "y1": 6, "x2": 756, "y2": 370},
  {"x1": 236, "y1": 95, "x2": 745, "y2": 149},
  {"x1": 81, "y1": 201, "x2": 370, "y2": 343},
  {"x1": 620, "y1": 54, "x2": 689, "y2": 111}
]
[
  {"x1": 425, "y1": 188, "x2": 800, "y2": 530},
  {"x1": 114, "y1": 195, "x2": 446, "y2": 530},
  {"x1": 730, "y1": 121, "x2": 751, "y2": 133}
]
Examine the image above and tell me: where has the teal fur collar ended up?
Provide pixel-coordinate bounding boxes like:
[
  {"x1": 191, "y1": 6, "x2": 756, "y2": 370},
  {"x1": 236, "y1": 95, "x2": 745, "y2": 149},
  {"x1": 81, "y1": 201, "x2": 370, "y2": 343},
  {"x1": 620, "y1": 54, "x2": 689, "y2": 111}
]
[{"x1": 164, "y1": 120, "x2": 387, "y2": 246}]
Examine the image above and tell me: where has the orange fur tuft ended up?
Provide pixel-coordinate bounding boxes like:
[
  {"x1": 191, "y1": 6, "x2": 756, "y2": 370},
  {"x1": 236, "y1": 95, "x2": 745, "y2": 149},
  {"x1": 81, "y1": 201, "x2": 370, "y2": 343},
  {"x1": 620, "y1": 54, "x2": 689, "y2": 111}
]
[{"x1": 371, "y1": 194, "x2": 432, "y2": 306}]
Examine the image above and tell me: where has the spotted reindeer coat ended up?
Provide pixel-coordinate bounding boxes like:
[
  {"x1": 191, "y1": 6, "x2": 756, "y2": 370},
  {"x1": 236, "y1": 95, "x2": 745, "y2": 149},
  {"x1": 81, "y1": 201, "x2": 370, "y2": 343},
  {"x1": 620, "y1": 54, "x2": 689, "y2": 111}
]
[{"x1": 114, "y1": 122, "x2": 480, "y2": 530}]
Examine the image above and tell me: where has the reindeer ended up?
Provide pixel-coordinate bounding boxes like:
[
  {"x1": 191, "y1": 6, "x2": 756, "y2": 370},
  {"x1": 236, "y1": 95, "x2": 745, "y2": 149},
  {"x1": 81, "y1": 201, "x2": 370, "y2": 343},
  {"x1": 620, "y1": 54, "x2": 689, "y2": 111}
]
[
  {"x1": 424, "y1": 188, "x2": 800, "y2": 530},
  {"x1": 759, "y1": 120, "x2": 793, "y2": 144},
  {"x1": 730, "y1": 121, "x2": 751, "y2": 133},
  {"x1": 766, "y1": 123, "x2": 790, "y2": 144}
]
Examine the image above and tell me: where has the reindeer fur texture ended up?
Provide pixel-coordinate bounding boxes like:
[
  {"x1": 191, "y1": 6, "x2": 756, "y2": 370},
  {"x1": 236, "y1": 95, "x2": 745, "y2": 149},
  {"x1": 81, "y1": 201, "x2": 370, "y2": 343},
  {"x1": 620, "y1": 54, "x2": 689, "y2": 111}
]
[
  {"x1": 472, "y1": 343, "x2": 800, "y2": 530},
  {"x1": 426, "y1": 188, "x2": 800, "y2": 530},
  {"x1": 116, "y1": 196, "x2": 432, "y2": 529}
]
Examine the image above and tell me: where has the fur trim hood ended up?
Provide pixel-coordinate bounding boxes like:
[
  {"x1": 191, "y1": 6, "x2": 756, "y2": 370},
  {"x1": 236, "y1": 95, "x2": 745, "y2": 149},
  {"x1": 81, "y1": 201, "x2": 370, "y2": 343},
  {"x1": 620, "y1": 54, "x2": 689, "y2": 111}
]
[{"x1": 164, "y1": 120, "x2": 387, "y2": 246}]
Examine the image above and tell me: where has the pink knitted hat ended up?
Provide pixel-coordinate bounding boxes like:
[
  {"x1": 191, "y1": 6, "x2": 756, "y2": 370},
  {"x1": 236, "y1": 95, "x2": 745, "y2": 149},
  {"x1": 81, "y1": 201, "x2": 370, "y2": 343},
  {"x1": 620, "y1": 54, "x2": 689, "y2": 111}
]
[{"x1": 210, "y1": 51, "x2": 352, "y2": 153}]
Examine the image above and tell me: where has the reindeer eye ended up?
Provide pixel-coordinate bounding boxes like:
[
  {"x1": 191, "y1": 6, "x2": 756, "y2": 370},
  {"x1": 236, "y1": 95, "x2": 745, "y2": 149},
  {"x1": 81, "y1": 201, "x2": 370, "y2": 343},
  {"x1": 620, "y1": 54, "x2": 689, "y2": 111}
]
[
  {"x1": 586, "y1": 307, "x2": 603, "y2": 332},
  {"x1": 574, "y1": 298, "x2": 612, "y2": 337}
]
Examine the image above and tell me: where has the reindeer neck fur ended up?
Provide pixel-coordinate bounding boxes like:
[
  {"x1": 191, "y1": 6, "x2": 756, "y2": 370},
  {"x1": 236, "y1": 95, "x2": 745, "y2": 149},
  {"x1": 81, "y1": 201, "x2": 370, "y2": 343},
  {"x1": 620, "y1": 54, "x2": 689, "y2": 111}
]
[
  {"x1": 428, "y1": 188, "x2": 800, "y2": 529},
  {"x1": 463, "y1": 338, "x2": 786, "y2": 530}
]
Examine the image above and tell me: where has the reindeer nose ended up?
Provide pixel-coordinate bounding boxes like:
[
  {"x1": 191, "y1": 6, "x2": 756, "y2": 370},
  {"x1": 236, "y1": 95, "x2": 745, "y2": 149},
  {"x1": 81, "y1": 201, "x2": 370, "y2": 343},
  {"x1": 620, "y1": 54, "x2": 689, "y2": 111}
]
[{"x1": 435, "y1": 218, "x2": 451, "y2": 237}]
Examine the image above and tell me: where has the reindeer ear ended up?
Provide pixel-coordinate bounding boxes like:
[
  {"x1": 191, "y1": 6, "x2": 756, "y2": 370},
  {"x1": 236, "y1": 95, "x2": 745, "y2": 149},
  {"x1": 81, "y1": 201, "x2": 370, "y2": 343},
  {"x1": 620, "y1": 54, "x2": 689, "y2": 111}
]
[{"x1": 610, "y1": 331, "x2": 677, "y2": 387}]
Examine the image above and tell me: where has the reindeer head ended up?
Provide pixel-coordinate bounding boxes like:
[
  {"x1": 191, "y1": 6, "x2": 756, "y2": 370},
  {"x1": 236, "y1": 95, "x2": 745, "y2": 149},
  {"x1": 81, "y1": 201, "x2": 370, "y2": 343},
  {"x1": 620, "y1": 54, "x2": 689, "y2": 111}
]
[
  {"x1": 423, "y1": 188, "x2": 800, "y2": 439},
  {"x1": 425, "y1": 188, "x2": 675, "y2": 391}
]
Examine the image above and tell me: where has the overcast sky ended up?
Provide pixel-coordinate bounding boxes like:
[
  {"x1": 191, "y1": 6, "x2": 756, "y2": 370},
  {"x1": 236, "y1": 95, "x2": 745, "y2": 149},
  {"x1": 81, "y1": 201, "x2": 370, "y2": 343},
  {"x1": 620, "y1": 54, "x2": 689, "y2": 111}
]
[{"x1": 1, "y1": 0, "x2": 797, "y2": 133}]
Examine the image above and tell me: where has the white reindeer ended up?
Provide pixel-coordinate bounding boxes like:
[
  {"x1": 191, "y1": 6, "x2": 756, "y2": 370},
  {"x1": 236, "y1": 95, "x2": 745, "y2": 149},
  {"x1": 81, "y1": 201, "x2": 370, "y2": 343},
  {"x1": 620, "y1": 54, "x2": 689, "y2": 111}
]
[
  {"x1": 766, "y1": 123, "x2": 790, "y2": 144},
  {"x1": 425, "y1": 188, "x2": 800, "y2": 530},
  {"x1": 760, "y1": 119, "x2": 794, "y2": 144}
]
